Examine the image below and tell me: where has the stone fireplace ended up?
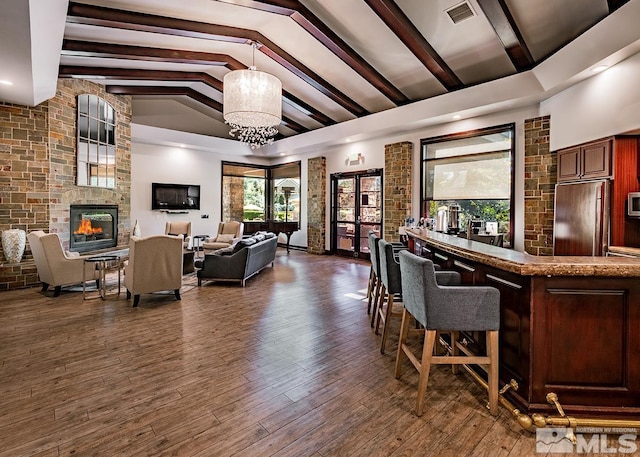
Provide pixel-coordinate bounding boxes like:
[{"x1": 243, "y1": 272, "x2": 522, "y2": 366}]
[
  {"x1": 0, "y1": 78, "x2": 132, "y2": 291},
  {"x1": 69, "y1": 204, "x2": 119, "y2": 253}
]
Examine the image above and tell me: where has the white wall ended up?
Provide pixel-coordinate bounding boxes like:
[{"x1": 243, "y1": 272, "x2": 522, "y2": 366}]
[
  {"x1": 542, "y1": 51, "x2": 640, "y2": 150},
  {"x1": 131, "y1": 50, "x2": 640, "y2": 254},
  {"x1": 131, "y1": 143, "x2": 269, "y2": 244}
]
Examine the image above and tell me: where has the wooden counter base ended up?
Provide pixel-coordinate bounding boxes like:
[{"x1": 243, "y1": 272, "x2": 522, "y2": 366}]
[{"x1": 406, "y1": 229, "x2": 640, "y2": 417}]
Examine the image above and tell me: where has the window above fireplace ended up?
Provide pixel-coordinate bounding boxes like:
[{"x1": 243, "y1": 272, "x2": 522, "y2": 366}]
[{"x1": 77, "y1": 94, "x2": 116, "y2": 189}]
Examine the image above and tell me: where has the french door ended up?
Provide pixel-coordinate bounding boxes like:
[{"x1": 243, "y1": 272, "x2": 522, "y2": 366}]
[{"x1": 330, "y1": 169, "x2": 383, "y2": 259}]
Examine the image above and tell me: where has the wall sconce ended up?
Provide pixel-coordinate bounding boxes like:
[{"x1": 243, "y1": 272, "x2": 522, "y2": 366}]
[{"x1": 347, "y1": 152, "x2": 363, "y2": 165}]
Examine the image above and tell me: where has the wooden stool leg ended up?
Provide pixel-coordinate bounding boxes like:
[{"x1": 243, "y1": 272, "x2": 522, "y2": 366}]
[
  {"x1": 451, "y1": 330, "x2": 460, "y2": 374},
  {"x1": 379, "y1": 294, "x2": 394, "y2": 353},
  {"x1": 368, "y1": 278, "x2": 381, "y2": 317},
  {"x1": 416, "y1": 330, "x2": 437, "y2": 417},
  {"x1": 366, "y1": 268, "x2": 374, "y2": 300},
  {"x1": 394, "y1": 308, "x2": 411, "y2": 378},
  {"x1": 487, "y1": 330, "x2": 499, "y2": 415},
  {"x1": 372, "y1": 284, "x2": 386, "y2": 328}
]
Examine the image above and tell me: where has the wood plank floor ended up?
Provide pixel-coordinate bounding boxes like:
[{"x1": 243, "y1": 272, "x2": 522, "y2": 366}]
[{"x1": 0, "y1": 250, "x2": 630, "y2": 456}]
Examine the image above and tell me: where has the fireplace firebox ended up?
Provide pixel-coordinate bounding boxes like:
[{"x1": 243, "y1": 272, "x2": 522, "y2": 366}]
[{"x1": 69, "y1": 204, "x2": 118, "y2": 253}]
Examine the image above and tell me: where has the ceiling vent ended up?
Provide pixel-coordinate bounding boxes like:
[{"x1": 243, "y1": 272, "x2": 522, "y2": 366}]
[{"x1": 445, "y1": 1, "x2": 476, "y2": 24}]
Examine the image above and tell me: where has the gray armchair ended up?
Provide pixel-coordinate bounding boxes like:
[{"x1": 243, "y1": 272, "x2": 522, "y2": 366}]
[{"x1": 395, "y1": 250, "x2": 500, "y2": 416}]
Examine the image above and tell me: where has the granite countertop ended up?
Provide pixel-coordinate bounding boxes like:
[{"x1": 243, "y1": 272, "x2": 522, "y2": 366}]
[
  {"x1": 406, "y1": 229, "x2": 640, "y2": 277},
  {"x1": 608, "y1": 245, "x2": 640, "y2": 257}
]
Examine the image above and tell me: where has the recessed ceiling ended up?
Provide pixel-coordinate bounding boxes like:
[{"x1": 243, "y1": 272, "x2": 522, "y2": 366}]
[{"x1": 0, "y1": 0, "x2": 636, "y2": 154}]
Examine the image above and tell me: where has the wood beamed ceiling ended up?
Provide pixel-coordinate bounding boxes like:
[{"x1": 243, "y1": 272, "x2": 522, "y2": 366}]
[{"x1": 58, "y1": 0, "x2": 631, "y2": 142}]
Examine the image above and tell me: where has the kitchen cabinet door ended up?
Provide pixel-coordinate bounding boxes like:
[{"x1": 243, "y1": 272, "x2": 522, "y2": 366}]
[{"x1": 557, "y1": 140, "x2": 611, "y2": 182}]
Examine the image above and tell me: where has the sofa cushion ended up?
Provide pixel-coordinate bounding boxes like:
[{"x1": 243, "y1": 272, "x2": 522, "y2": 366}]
[
  {"x1": 214, "y1": 246, "x2": 235, "y2": 256},
  {"x1": 232, "y1": 237, "x2": 256, "y2": 253}
]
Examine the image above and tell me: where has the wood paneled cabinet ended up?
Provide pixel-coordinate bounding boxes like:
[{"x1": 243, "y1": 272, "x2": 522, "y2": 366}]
[
  {"x1": 557, "y1": 139, "x2": 611, "y2": 182},
  {"x1": 556, "y1": 135, "x2": 640, "y2": 247},
  {"x1": 409, "y1": 233, "x2": 640, "y2": 417}
]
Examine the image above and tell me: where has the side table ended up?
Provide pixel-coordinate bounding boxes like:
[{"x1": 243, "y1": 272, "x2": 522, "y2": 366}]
[
  {"x1": 83, "y1": 255, "x2": 121, "y2": 300},
  {"x1": 192, "y1": 234, "x2": 207, "y2": 259}
]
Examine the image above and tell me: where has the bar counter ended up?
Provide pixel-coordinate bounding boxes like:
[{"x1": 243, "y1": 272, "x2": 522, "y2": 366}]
[{"x1": 405, "y1": 228, "x2": 640, "y2": 418}]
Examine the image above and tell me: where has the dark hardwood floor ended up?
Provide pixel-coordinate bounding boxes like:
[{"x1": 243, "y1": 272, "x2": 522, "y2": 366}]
[{"x1": 0, "y1": 249, "x2": 585, "y2": 456}]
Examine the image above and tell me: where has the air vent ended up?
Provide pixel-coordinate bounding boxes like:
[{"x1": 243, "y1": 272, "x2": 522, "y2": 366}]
[{"x1": 445, "y1": 1, "x2": 476, "y2": 24}]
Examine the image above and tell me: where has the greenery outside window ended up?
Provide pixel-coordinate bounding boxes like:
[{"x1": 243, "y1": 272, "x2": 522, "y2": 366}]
[
  {"x1": 221, "y1": 161, "x2": 300, "y2": 223},
  {"x1": 421, "y1": 124, "x2": 515, "y2": 247}
]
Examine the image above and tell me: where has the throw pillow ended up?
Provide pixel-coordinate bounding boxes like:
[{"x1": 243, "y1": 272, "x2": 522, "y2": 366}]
[{"x1": 215, "y1": 233, "x2": 234, "y2": 243}]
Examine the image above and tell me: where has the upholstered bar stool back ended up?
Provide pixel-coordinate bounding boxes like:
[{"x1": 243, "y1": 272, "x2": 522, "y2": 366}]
[
  {"x1": 395, "y1": 250, "x2": 501, "y2": 416},
  {"x1": 375, "y1": 238, "x2": 406, "y2": 353},
  {"x1": 366, "y1": 231, "x2": 382, "y2": 315}
]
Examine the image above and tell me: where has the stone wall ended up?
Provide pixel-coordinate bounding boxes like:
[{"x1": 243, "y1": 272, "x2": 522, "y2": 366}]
[
  {"x1": 0, "y1": 103, "x2": 50, "y2": 289},
  {"x1": 222, "y1": 176, "x2": 245, "y2": 222},
  {"x1": 0, "y1": 79, "x2": 132, "y2": 290},
  {"x1": 307, "y1": 156, "x2": 326, "y2": 254},
  {"x1": 384, "y1": 141, "x2": 412, "y2": 242},
  {"x1": 523, "y1": 115, "x2": 554, "y2": 255}
]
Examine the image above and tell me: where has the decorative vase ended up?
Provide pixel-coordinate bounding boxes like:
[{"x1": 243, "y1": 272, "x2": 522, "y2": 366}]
[
  {"x1": 132, "y1": 220, "x2": 141, "y2": 237},
  {"x1": 2, "y1": 229, "x2": 26, "y2": 263}
]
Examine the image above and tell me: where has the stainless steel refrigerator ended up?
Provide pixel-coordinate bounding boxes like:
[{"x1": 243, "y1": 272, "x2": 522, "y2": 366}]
[{"x1": 553, "y1": 179, "x2": 610, "y2": 256}]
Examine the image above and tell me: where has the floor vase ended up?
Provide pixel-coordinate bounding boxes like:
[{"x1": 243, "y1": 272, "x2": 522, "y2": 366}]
[{"x1": 2, "y1": 229, "x2": 26, "y2": 263}]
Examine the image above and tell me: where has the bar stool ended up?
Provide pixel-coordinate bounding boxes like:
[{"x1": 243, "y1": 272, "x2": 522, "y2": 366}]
[
  {"x1": 366, "y1": 232, "x2": 382, "y2": 315},
  {"x1": 374, "y1": 238, "x2": 406, "y2": 353},
  {"x1": 395, "y1": 250, "x2": 500, "y2": 417}
]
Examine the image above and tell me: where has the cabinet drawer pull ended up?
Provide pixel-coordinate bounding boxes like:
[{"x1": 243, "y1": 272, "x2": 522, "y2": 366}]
[
  {"x1": 453, "y1": 260, "x2": 475, "y2": 272},
  {"x1": 486, "y1": 273, "x2": 522, "y2": 290},
  {"x1": 434, "y1": 253, "x2": 448, "y2": 261}
]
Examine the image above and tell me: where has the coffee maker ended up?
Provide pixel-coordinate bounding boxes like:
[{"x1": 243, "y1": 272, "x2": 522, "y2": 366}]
[
  {"x1": 435, "y1": 206, "x2": 448, "y2": 232},
  {"x1": 447, "y1": 204, "x2": 460, "y2": 234}
]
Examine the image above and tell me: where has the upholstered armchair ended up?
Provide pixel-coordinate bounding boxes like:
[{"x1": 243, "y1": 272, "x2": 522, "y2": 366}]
[
  {"x1": 124, "y1": 234, "x2": 183, "y2": 307},
  {"x1": 165, "y1": 221, "x2": 191, "y2": 248},
  {"x1": 202, "y1": 221, "x2": 244, "y2": 251},
  {"x1": 27, "y1": 230, "x2": 98, "y2": 297}
]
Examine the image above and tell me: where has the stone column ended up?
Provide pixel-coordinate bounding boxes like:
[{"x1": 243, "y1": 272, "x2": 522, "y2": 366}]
[
  {"x1": 307, "y1": 156, "x2": 326, "y2": 254},
  {"x1": 524, "y1": 115, "x2": 554, "y2": 255},
  {"x1": 384, "y1": 141, "x2": 412, "y2": 242}
]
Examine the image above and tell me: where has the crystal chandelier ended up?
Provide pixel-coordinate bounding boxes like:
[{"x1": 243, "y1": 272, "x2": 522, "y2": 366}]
[{"x1": 223, "y1": 43, "x2": 282, "y2": 149}]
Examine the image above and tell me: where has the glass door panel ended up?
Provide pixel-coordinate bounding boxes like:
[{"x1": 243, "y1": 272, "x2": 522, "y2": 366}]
[
  {"x1": 331, "y1": 169, "x2": 383, "y2": 258},
  {"x1": 359, "y1": 176, "x2": 382, "y2": 255},
  {"x1": 336, "y1": 177, "x2": 356, "y2": 254}
]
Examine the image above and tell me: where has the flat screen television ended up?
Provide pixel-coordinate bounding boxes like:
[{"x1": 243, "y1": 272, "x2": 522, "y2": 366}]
[{"x1": 152, "y1": 183, "x2": 200, "y2": 210}]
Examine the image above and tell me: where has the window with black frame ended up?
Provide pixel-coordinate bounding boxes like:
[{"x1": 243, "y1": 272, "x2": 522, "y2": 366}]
[
  {"x1": 221, "y1": 161, "x2": 300, "y2": 224},
  {"x1": 421, "y1": 124, "x2": 515, "y2": 247}
]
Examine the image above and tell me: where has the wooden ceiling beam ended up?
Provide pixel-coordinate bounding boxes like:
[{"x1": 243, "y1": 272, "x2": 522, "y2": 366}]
[
  {"x1": 476, "y1": 0, "x2": 534, "y2": 71},
  {"x1": 61, "y1": 40, "x2": 244, "y2": 69},
  {"x1": 66, "y1": 2, "x2": 368, "y2": 117},
  {"x1": 363, "y1": 0, "x2": 463, "y2": 91},
  {"x1": 105, "y1": 85, "x2": 307, "y2": 133},
  {"x1": 607, "y1": 0, "x2": 631, "y2": 13},
  {"x1": 58, "y1": 65, "x2": 335, "y2": 126},
  {"x1": 216, "y1": 0, "x2": 410, "y2": 105}
]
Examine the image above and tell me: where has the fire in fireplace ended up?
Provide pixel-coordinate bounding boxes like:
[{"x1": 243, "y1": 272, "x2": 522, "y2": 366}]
[{"x1": 69, "y1": 204, "x2": 118, "y2": 252}]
